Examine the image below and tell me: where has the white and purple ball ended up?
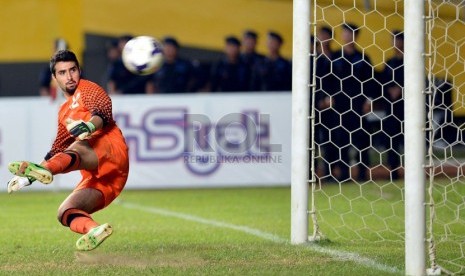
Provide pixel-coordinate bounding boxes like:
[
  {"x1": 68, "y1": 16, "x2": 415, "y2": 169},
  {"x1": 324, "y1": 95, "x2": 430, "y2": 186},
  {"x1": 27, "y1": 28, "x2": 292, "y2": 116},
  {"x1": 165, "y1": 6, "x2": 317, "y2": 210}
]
[{"x1": 122, "y1": 36, "x2": 164, "y2": 75}]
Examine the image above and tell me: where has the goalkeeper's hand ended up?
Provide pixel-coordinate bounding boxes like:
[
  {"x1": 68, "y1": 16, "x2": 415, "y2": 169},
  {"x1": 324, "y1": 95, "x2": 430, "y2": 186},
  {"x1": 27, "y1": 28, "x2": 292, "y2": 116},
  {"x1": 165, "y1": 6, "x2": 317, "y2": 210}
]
[
  {"x1": 7, "y1": 176, "x2": 33, "y2": 194},
  {"x1": 66, "y1": 119, "x2": 96, "y2": 140}
]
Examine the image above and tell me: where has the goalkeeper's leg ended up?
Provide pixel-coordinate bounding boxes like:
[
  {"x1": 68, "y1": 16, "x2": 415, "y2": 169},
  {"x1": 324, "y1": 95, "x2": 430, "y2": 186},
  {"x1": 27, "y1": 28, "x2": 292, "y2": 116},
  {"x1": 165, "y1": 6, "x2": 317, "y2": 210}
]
[
  {"x1": 60, "y1": 207, "x2": 112, "y2": 251},
  {"x1": 58, "y1": 188, "x2": 111, "y2": 251},
  {"x1": 8, "y1": 149, "x2": 83, "y2": 185},
  {"x1": 8, "y1": 161, "x2": 53, "y2": 184},
  {"x1": 43, "y1": 150, "x2": 83, "y2": 174}
]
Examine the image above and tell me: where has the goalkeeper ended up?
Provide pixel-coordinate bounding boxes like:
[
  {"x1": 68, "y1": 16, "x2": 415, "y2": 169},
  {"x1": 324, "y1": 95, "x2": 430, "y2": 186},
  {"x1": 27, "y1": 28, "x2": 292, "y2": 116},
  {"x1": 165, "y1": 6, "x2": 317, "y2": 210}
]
[{"x1": 7, "y1": 50, "x2": 129, "y2": 251}]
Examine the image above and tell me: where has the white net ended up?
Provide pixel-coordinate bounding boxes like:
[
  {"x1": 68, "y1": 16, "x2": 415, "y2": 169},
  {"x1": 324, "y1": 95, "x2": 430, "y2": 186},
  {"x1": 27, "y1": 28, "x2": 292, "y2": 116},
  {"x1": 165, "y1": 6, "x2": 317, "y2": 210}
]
[
  {"x1": 425, "y1": 1, "x2": 465, "y2": 274},
  {"x1": 311, "y1": 0, "x2": 405, "y2": 241},
  {"x1": 309, "y1": 0, "x2": 465, "y2": 274}
]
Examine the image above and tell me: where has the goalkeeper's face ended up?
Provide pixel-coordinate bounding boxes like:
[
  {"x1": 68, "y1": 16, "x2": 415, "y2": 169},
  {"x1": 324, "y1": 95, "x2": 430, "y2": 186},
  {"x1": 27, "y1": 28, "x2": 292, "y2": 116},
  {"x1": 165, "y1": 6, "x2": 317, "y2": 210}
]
[{"x1": 53, "y1": 61, "x2": 81, "y2": 95}]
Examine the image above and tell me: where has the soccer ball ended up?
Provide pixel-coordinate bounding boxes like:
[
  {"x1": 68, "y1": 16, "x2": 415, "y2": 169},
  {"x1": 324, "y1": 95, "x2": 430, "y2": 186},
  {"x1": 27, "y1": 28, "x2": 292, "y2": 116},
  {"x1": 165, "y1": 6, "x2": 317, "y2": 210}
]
[{"x1": 122, "y1": 36, "x2": 164, "y2": 75}]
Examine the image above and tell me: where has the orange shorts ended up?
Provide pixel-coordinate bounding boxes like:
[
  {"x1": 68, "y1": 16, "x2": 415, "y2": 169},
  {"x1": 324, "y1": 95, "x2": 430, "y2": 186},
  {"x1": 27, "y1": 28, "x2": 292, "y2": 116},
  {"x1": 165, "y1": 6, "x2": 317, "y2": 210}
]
[{"x1": 74, "y1": 126, "x2": 129, "y2": 208}]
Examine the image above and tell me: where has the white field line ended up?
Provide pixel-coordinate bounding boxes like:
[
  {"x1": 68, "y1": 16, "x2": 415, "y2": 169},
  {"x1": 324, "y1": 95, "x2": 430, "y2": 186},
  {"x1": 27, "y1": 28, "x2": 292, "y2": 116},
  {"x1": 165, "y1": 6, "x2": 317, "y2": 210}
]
[{"x1": 119, "y1": 201, "x2": 402, "y2": 275}]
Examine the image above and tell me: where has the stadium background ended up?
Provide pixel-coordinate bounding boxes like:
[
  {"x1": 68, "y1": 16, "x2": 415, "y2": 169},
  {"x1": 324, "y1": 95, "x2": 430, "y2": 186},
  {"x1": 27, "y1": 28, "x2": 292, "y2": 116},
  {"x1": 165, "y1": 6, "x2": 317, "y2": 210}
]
[
  {"x1": 0, "y1": 0, "x2": 463, "y2": 114},
  {"x1": 0, "y1": 0, "x2": 294, "y2": 97},
  {"x1": 0, "y1": 2, "x2": 463, "y2": 274}
]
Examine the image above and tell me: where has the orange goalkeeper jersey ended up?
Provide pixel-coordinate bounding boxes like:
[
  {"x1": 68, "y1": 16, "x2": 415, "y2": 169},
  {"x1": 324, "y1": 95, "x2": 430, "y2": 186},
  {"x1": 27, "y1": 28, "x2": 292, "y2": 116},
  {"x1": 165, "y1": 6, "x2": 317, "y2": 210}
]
[
  {"x1": 46, "y1": 79, "x2": 119, "y2": 159},
  {"x1": 46, "y1": 79, "x2": 129, "y2": 207}
]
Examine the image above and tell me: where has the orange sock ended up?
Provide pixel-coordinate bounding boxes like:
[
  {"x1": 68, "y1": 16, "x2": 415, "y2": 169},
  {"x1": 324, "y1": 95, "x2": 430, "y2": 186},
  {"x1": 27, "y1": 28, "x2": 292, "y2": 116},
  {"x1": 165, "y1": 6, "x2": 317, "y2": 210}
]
[
  {"x1": 43, "y1": 150, "x2": 81, "y2": 175},
  {"x1": 60, "y1": 208, "x2": 99, "y2": 234},
  {"x1": 70, "y1": 216, "x2": 99, "y2": 234}
]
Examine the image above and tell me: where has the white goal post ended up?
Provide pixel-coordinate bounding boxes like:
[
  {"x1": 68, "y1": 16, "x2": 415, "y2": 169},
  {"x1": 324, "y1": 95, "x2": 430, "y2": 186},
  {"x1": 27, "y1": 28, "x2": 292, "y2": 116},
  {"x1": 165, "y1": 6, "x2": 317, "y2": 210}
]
[
  {"x1": 404, "y1": 1, "x2": 426, "y2": 275},
  {"x1": 291, "y1": 0, "x2": 310, "y2": 244}
]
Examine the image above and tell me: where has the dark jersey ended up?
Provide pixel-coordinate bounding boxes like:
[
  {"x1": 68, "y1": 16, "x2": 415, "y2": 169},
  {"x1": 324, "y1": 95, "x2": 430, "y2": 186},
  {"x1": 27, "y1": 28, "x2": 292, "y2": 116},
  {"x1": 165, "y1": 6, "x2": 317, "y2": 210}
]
[
  {"x1": 150, "y1": 58, "x2": 193, "y2": 93},
  {"x1": 254, "y1": 56, "x2": 292, "y2": 91},
  {"x1": 332, "y1": 49, "x2": 373, "y2": 115},
  {"x1": 108, "y1": 59, "x2": 149, "y2": 94},
  {"x1": 210, "y1": 58, "x2": 250, "y2": 92}
]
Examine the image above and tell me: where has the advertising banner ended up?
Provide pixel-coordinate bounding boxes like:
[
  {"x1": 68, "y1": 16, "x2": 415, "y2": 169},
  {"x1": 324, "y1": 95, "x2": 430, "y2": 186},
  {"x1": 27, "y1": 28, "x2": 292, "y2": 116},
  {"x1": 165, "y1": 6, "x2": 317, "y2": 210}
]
[{"x1": 0, "y1": 92, "x2": 291, "y2": 191}]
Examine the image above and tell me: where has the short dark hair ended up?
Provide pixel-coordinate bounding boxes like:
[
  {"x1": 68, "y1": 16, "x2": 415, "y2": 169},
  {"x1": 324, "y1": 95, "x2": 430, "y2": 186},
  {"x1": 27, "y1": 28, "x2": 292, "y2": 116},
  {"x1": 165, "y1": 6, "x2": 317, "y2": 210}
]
[
  {"x1": 243, "y1": 30, "x2": 258, "y2": 40},
  {"x1": 50, "y1": 50, "x2": 80, "y2": 75},
  {"x1": 342, "y1": 23, "x2": 360, "y2": 36},
  {"x1": 163, "y1": 36, "x2": 180, "y2": 48},
  {"x1": 268, "y1": 31, "x2": 283, "y2": 44},
  {"x1": 225, "y1": 36, "x2": 241, "y2": 46},
  {"x1": 119, "y1": 34, "x2": 134, "y2": 43},
  {"x1": 319, "y1": 26, "x2": 333, "y2": 38}
]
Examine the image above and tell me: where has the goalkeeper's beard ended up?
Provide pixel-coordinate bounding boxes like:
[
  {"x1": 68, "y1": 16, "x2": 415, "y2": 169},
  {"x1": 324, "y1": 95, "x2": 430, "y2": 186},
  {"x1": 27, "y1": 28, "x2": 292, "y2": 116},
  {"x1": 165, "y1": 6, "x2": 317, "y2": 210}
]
[
  {"x1": 65, "y1": 82, "x2": 78, "y2": 94},
  {"x1": 65, "y1": 87, "x2": 77, "y2": 94}
]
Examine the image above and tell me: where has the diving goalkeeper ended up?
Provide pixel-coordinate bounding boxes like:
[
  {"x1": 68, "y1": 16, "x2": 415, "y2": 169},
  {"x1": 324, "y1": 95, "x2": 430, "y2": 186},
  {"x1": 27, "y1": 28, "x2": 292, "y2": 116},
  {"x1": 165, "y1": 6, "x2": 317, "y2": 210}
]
[{"x1": 7, "y1": 50, "x2": 129, "y2": 251}]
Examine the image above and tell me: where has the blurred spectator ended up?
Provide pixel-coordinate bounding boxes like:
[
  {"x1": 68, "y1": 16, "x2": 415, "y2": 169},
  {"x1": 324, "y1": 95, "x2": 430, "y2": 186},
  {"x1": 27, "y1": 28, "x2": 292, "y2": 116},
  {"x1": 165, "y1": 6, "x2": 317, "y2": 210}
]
[
  {"x1": 210, "y1": 36, "x2": 250, "y2": 92},
  {"x1": 381, "y1": 30, "x2": 404, "y2": 180},
  {"x1": 253, "y1": 31, "x2": 292, "y2": 91},
  {"x1": 106, "y1": 40, "x2": 120, "y2": 62},
  {"x1": 101, "y1": 39, "x2": 120, "y2": 87},
  {"x1": 430, "y1": 77, "x2": 453, "y2": 147},
  {"x1": 190, "y1": 60, "x2": 211, "y2": 92},
  {"x1": 241, "y1": 30, "x2": 265, "y2": 91},
  {"x1": 39, "y1": 38, "x2": 68, "y2": 99},
  {"x1": 331, "y1": 23, "x2": 374, "y2": 182},
  {"x1": 106, "y1": 35, "x2": 149, "y2": 95},
  {"x1": 146, "y1": 37, "x2": 194, "y2": 93},
  {"x1": 314, "y1": 26, "x2": 340, "y2": 181}
]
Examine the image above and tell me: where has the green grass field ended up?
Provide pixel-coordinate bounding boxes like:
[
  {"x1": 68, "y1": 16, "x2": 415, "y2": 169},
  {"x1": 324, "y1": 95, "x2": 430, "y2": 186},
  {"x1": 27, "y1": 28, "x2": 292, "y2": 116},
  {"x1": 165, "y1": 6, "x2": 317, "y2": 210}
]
[{"x1": 0, "y1": 186, "x2": 408, "y2": 275}]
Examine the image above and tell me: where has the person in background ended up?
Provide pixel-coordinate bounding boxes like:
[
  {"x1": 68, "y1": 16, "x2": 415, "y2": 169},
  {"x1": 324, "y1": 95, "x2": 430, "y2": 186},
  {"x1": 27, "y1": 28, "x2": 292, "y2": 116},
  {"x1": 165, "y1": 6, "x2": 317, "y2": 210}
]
[
  {"x1": 190, "y1": 59, "x2": 212, "y2": 92},
  {"x1": 381, "y1": 30, "x2": 404, "y2": 180},
  {"x1": 314, "y1": 26, "x2": 340, "y2": 182},
  {"x1": 253, "y1": 31, "x2": 292, "y2": 91},
  {"x1": 241, "y1": 30, "x2": 265, "y2": 91},
  {"x1": 210, "y1": 36, "x2": 250, "y2": 92},
  {"x1": 331, "y1": 23, "x2": 374, "y2": 182},
  {"x1": 146, "y1": 37, "x2": 194, "y2": 93},
  {"x1": 101, "y1": 39, "x2": 120, "y2": 89},
  {"x1": 106, "y1": 35, "x2": 149, "y2": 95}
]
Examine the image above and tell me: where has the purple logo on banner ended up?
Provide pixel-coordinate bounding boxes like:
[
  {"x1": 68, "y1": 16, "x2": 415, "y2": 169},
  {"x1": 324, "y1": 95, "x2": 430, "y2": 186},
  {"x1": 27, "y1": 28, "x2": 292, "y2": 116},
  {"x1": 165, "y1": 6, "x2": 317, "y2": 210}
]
[{"x1": 115, "y1": 108, "x2": 281, "y2": 175}]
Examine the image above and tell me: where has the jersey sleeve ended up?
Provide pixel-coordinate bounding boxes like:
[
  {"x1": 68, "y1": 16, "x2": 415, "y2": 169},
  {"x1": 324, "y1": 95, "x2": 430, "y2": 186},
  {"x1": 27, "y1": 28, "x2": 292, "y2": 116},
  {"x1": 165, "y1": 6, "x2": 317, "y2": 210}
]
[
  {"x1": 44, "y1": 120, "x2": 75, "y2": 160},
  {"x1": 80, "y1": 81, "x2": 114, "y2": 126}
]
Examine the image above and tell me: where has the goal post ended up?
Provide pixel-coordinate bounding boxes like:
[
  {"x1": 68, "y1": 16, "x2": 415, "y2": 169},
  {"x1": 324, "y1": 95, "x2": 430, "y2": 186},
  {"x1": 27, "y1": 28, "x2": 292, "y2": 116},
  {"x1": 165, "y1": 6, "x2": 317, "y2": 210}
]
[
  {"x1": 404, "y1": 0, "x2": 426, "y2": 275},
  {"x1": 290, "y1": 0, "x2": 310, "y2": 244}
]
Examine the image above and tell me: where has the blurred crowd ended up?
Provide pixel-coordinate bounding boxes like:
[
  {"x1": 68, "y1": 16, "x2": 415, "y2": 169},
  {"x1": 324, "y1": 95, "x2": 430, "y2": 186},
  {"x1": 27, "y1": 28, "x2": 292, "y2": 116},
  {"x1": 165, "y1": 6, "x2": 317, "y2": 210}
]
[
  {"x1": 313, "y1": 22, "x2": 452, "y2": 182},
  {"x1": 40, "y1": 30, "x2": 292, "y2": 96},
  {"x1": 313, "y1": 23, "x2": 402, "y2": 182}
]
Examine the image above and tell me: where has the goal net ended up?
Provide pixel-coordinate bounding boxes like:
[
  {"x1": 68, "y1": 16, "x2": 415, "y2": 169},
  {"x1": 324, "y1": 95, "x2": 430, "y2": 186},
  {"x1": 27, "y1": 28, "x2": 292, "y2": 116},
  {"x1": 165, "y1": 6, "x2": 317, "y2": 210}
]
[
  {"x1": 292, "y1": 0, "x2": 465, "y2": 274},
  {"x1": 425, "y1": 1, "x2": 465, "y2": 274}
]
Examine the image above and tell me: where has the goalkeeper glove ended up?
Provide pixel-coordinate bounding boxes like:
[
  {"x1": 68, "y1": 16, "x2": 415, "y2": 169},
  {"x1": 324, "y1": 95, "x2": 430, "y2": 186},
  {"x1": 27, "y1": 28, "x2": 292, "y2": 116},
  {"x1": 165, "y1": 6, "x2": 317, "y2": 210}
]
[{"x1": 66, "y1": 119, "x2": 96, "y2": 140}]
